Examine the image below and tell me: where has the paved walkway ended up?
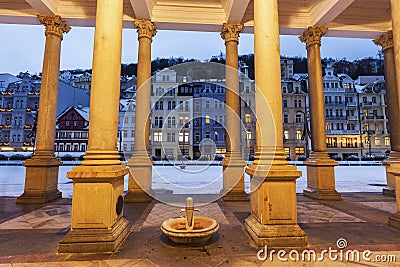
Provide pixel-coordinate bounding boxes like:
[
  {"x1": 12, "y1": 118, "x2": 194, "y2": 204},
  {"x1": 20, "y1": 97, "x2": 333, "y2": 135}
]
[{"x1": 0, "y1": 193, "x2": 399, "y2": 266}]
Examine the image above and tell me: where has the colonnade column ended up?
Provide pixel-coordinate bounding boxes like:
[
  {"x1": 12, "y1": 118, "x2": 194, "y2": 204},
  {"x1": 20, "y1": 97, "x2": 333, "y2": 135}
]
[
  {"x1": 374, "y1": 31, "x2": 400, "y2": 196},
  {"x1": 220, "y1": 23, "x2": 248, "y2": 201},
  {"x1": 299, "y1": 26, "x2": 342, "y2": 201},
  {"x1": 59, "y1": 0, "x2": 130, "y2": 253},
  {"x1": 244, "y1": 0, "x2": 307, "y2": 248},
  {"x1": 387, "y1": 0, "x2": 400, "y2": 229},
  {"x1": 125, "y1": 19, "x2": 156, "y2": 203},
  {"x1": 17, "y1": 15, "x2": 70, "y2": 204}
]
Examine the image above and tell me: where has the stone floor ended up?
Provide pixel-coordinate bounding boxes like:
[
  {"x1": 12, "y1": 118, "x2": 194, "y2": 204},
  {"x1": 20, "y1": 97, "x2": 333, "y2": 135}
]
[{"x1": 0, "y1": 193, "x2": 400, "y2": 266}]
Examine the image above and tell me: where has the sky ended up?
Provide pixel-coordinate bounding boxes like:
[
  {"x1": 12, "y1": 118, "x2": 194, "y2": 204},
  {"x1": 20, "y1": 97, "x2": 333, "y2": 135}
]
[{"x1": 0, "y1": 24, "x2": 382, "y2": 75}]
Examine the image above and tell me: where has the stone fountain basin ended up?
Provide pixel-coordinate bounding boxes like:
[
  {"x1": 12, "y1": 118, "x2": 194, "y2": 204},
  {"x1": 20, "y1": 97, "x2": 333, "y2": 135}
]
[{"x1": 161, "y1": 216, "x2": 219, "y2": 244}]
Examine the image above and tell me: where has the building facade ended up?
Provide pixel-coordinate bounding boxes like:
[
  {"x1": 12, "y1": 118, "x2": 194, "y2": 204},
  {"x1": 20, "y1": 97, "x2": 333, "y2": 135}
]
[
  {"x1": 323, "y1": 65, "x2": 361, "y2": 159},
  {"x1": 358, "y1": 79, "x2": 390, "y2": 157},
  {"x1": 55, "y1": 106, "x2": 89, "y2": 153}
]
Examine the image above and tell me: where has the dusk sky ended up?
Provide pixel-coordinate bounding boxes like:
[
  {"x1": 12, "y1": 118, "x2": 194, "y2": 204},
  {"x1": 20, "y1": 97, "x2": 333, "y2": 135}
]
[{"x1": 0, "y1": 24, "x2": 382, "y2": 75}]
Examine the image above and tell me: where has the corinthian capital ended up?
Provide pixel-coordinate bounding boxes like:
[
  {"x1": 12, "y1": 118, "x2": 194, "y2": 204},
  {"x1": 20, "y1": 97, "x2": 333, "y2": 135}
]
[
  {"x1": 134, "y1": 19, "x2": 157, "y2": 40},
  {"x1": 373, "y1": 30, "x2": 393, "y2": 51},
  {"x1": 38, "y1": 15, "x2": 70, "y2": 39},
  {"x1": 221, "y1": 23, "x2": 243, "y2": 44},
  {"x1": 299, "y1": 26, "x2": 328, "y2": 48}
]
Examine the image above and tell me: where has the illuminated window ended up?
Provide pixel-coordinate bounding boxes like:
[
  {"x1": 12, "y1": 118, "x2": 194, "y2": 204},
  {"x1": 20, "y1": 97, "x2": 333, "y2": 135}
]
[
  {"x1": 364, "y1": 123, "x2": 369, "y2": 131},
  {"x1": 246, "y1": 131, "x2": 252, "y2": 140},
  {"x1": 245, "y1": 114, "x2": 251, "y2": 123},
  {"x1": 375, "y1": 137, "x2": 381, "y2": 146},
  {"x1": 284, "y1": 130, "x2": 289, "y2": 140},
  {"x1": 154, "y1": 132, "x2": 162, "y2": 142},
  {"x1": 295, "y1": 147, "x2": 305, "y2": 155},
  {"x1": 205, "y1": 115, "x2": 210, "y2": 124},
  {"x1": 385, "y1": 137, "x2": 391, "y2": 146},
  {"x1": 326, "y1": 137, "x2": 337, "y2": 148},
  {"x1": 296, "y1": 130, "x2": 303, "y2": 140},
  {"x1": 284, "y1": 147, "x2": 290, "y2": 156}
]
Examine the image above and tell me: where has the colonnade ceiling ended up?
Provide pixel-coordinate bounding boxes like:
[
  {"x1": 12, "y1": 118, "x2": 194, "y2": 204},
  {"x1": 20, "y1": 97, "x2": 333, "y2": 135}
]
[{"x1": 0, "y1": 0, "x2": 392, "y2": 38}]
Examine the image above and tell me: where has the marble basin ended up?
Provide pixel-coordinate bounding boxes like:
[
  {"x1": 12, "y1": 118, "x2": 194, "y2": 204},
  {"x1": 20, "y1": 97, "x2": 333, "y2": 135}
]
[{"x1": 161, "y1": 216, "x2": 219, "y2": 244}]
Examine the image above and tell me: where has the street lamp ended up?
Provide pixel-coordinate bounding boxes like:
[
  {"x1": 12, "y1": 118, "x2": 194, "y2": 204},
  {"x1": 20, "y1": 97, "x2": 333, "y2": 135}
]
[{"x1": 363, "y1": 130, "x2": 375, "y2": 157}]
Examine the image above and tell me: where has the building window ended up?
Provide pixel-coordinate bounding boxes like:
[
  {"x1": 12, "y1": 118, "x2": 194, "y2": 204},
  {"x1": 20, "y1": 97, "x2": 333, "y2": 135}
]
[
  {"x1": 283, "y1": 100, "x2": 288, "y2": 107},
  {"x1": 195, "y1": 132, "x2": 200, "y2": 142},
  {"x1": 284, "y1": 130, "x2": 289, "y2": 141},
  {"x1": 167, "y1": 133, "x2": 176, "y2": 142},
  {"x1": 284, "y1": 147, "x2": 290, "y2": 156},
  {"x1": 375, "y1": 137, "x2": 381, "y2": 146},
  {"x1": 205, "y1": 115, "x2": 210, "y2": 124},
  {"x1": 296, "y1": 113, "x2": 302, "y2": 123},
  {"x1": 372, "y1": 96, "x2": 376, "y2": 103},
  {"x1": 364, "y1": 123, "x2": 369, "y2": 131},
  {"x1": 375, "y1": 123, "x2": 379, "y2": 131},
  {"x1": 205, "y1": 100, "x2": 210, "y2": 109},
  {"x1": 154, "y1": 132, "x2": 162, "y2": 142},
  {"x1": 342, "y1": 137, "x2": 358, "y2": 148},
  {"x1": 296, "y1": 130, "x2": 303, "y2": 140},
  {"x1": 283, "y1": 114, "x2": 289, "y2": 123},
  {"x1": 131, "y1": 130, "x2": 135, "y2": 137},
  {"x1": 385, "y1": 137, "x2": 391, "y2": 146},
  {"x1": 123, "y1": 130, "x2": 128, "y2": 138},
  {"x1": 295, "y1": 147, "x2": 305, "y2": 155},
  {"x1": 326, "y1": 137, "x2": 337, "y2": 148},
  {"x1": 205, "y1": 131, "x2": 210, "y2": 138},
  {"x1": 245, "y1": 114, "x2": 251, "y2": 123},
  {"x1": 179, "y1": 132, "x2": 189, "y2": 144},
  {"x1": 246, "y1": 131, "x2": 252, "y2": 140}
]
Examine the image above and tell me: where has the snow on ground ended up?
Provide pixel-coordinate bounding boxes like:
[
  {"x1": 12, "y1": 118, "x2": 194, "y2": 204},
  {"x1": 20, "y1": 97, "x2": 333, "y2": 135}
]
[{"x1": 0, "y1": 165, "x2": 388, "y2": 198}]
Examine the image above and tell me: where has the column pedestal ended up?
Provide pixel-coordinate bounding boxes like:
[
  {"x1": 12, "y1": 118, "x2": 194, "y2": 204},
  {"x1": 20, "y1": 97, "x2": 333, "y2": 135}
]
[
  {"x1": 383, "y1": 152, "x2": 400, "y2": 196},
  {"x1": 303, "y1": 152, "x2": 341, "y2": 200},
  {"x1": 388, "y1": 166, "x2": 400, "y2": 229},
  {"x1": 125, "y1": 153, "x2": 153, "y2": 202},
  {"x1": 59, "y1": 165, "x2": 130, "y2": 253},
  {"x1": 17, "y1": 154, "x2": 61, "y2": 204},
  {"x1": 244, "y1": 157, "x2": 308, "y2": 248},
  {"x1": 221, "y1": 154, "x2": 248, "y2": 201}
]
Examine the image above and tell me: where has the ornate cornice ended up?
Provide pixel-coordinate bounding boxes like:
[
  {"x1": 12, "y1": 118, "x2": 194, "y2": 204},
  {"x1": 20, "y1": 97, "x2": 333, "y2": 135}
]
[
  {"x1": 299, "y1": 26, "x2": 327, "y2": 48},
  {"x1": 220, "y1": 23, "x2": 243, "y2": 44},
  {"x1": 134, "y1": 19, "x2": 157, "y2": 41},
  {"x1": 38, "y1": 15, "x2": 70, "y2": 39},
  {"x1": 373, "y1": 30, "x2": 393, "y2": 51}
]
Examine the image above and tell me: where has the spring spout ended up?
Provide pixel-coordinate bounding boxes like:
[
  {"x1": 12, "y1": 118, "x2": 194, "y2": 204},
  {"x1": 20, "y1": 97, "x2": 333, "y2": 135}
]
[{"x1": 180, "y1": 197, "x2": 199, "y2": 230}]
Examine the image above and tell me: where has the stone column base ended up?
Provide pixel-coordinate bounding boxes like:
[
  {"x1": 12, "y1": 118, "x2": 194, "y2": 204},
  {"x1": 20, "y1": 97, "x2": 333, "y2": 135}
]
[
  {"x1": 383, "y1": 153, "x2": 400, "y2": 197},
  {"x1": 245, "y1": 214, "x2": 308, "y2": 248},
  {"x1": 59, "y1": 217, "x2": 130, "y2": 253},
  {"x1": 124, "y1": 189, "x2": 153, "y2": 203},
  {"x1": 304, "y1": 153, "x2": 342, "y2": 201},
  {"x1": 222, "y1": 190, "x2": 249, "y2": 201},
  {"x1": 126, "y1": 156, "x2": 153, "y2": 203},
  {"x1": 389, "y1": 212, "x2": 400, "y2": 230},
  {"x1": 17, "y1": 157, "x2": 62, "y2": 204},
  {"x1": 303, "y1": 188, "x2": 342, "y2": 200},
  {"x1": 221, "y1": 156, "x2": 247, "y2": 201},
  {"x1": 383, "y1": 187, "x2": 396, "y2": 197}
]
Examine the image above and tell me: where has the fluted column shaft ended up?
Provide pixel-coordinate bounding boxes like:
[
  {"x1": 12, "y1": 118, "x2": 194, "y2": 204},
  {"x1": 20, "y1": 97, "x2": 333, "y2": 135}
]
[
  {"x1": 244, "y1": 0, "x2": 307, "y2": 248},
  {"x1": 17, "y1": 15, "x2": 69, "y2": 204},
  {"x1": 125, "y1": 19, "x2": 156, "y2": 203},
  {"x1": 300, "y1": 26, "x2": 328, "y2": 153},
  {"x1": 36, "y1": 15, "x2": 70, "y2": 156},
  {"x1": 220, "y1": 23, "x2": 247, "y2": 201},
  {"x1": 222, "y1": 23, "x2": 242, "y2": 155},
  {"x1": 82, "y1": 0, "x2": 123, "y2": 165},
  {"x1": 134, "y1": 19, "x2": 156, "y2": 154},
  {"x1": 299, "y1": 26, "x2": 341, "y2": 201}
]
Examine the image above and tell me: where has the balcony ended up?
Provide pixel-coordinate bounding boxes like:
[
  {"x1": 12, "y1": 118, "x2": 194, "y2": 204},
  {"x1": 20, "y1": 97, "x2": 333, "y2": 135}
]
[
  {"x1": 326, "y1": 116, "x2": 345, "y2": 121},
  {"x1": 347, "y1": 116, "x2": 358, "y2": 121},
  {"x1": 325, "y1": 102, "x2": 344, "y2": 106},
  {"x1": 326, "y1": 130, "x2": 359, "y2": 135},
  {"x1": 346, "y1": 102, "x2": 357, "y2": 107}
]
